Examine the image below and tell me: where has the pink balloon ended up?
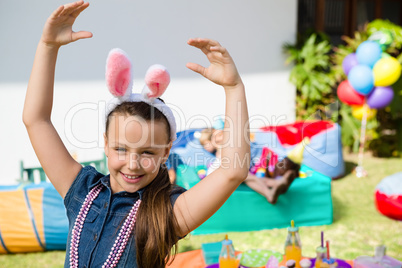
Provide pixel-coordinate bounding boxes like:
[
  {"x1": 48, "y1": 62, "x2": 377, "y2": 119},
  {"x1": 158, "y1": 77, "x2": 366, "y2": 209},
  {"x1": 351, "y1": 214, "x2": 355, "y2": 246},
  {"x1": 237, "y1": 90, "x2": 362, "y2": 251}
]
[
  {"x1": 337, "y1": 80, "x2": 365, "y2": 105},
  {"x1": 367, "y1": 86, "x2": 394, "y2": 109}
]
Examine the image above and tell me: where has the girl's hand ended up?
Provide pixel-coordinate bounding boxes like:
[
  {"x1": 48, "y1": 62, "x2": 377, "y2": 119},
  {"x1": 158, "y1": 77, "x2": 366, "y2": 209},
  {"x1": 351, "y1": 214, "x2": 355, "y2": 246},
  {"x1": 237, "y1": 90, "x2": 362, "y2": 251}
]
[
  {"x1": 41, "y1": 1, "x2": 92, "y2": 48},
  {"x1": 186, "y1": 38, "x2": 242, "y2": 90}
]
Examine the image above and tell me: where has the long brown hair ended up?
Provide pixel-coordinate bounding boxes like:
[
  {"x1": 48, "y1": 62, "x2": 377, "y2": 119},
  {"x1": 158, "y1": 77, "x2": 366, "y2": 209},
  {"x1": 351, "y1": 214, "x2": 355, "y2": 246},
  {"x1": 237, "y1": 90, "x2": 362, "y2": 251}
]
[{"x1": 106, "y1": 101, "x2": 180, "y2": 268}]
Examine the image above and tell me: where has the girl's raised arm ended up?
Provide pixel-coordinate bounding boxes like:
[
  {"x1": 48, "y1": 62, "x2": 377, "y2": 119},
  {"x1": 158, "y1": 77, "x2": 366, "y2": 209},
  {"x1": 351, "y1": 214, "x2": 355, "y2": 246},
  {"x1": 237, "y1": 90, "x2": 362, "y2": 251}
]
[
  {"x1": 23, "y1": 1, "x2": 92, "y2": 198},
  {"x1": 174, "y1": 38, "x2": 250, "y2": 236}
]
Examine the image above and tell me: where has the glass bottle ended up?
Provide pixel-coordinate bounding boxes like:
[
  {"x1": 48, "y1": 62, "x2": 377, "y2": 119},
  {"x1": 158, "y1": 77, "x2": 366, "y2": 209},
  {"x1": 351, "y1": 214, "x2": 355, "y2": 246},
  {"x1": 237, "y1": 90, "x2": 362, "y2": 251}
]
[
  {"x1": 315, "y1": 246, "x2": 327, "y2": 268},
  {"x1": 284, "y1": 224, "x2": 302, "y2": 268},
  {"x1": 219, "y1": 235, "x2": 238, "y2": 268}
]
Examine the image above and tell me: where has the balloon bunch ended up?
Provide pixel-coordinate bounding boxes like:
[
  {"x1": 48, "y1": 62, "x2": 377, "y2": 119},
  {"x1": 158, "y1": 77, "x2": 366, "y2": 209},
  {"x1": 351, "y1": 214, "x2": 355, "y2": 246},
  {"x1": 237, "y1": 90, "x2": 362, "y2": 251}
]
[
  {"x1": 338, "y1": 32, "x2": 401, "y2": 120},
  {"x1": 337, "y1": 31, "x2": 401, "y2": 177}
]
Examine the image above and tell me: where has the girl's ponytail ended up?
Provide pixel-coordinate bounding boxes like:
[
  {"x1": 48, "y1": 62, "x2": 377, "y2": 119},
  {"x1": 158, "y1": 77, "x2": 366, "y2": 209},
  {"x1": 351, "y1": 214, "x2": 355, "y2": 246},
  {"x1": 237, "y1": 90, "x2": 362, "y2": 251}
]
[{"x1": 135, "y1": 165, "x2": 180, "y2": 268}]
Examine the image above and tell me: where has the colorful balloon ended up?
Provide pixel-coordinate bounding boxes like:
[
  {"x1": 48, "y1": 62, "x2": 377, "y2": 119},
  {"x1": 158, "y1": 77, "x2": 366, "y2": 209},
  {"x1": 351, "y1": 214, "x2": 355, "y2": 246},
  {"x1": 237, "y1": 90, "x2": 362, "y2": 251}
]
[
  {"x1": 368, "y1": 30, "x2": 394, "y2": 51},
  {"x1": 352, "y1": 105, "x2": 377, "y2": 120},
  {"x1": 373, "y1": 57, "x2": 402, "y2": 86},
  {"x1": 356, "y1": 41, "x2": 382, "y2": 67},
  {"x1": 367, "y1": 86, "x2": 394, "y2": 109},
  {"x1": 348, "y1": 65, "x2": 374, "y2": 95},
  {"x1": 342, "y1": 53, "x2": 359, "y2": 76},
  {"x1": 337, "y1": 80, "x2": 365, "y2": 105}
]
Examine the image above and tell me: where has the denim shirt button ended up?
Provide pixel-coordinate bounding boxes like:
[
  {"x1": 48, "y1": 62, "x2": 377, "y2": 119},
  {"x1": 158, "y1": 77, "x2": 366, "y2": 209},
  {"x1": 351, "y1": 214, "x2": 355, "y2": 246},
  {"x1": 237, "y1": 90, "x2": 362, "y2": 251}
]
[
  {"x1": 93, "y1": 233, "x2": 98, "y2": 241},
  {"x1": 104, "y1": 202, "x2": 108, "y2": 208}
]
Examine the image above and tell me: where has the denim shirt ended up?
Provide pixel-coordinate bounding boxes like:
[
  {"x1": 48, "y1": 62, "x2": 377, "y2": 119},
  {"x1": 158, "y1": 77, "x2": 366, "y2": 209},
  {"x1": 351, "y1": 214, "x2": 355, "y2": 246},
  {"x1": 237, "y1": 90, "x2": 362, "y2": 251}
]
[{"x1": 64, "y1": 166, "x2": 186, "y2": 268}]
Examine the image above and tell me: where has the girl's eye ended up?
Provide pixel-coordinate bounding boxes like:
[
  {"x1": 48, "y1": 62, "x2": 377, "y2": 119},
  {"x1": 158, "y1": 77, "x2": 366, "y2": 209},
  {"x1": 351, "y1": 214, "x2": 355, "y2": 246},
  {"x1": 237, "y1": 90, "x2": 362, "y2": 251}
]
[
  {"x1": 142, "y1": 151, "x2": 154, "y2": 155},
  {"x1": 116, "y1": 147, "x2": 127, "y2": 153}
]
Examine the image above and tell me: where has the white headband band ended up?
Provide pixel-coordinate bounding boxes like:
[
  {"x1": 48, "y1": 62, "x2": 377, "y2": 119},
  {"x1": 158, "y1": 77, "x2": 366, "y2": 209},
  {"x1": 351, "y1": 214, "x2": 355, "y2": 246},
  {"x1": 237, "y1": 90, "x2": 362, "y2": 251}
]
[
  {"x1": 105, "y1": 93, "x2": 177, "y2": 141},
  {"x1": 105, "y1": 48, "x2": 177, "y2": 141}
]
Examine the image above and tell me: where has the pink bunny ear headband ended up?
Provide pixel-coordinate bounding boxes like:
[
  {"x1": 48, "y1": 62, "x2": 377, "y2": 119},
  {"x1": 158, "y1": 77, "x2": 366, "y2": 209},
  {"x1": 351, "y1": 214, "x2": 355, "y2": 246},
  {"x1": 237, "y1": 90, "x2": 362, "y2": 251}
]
[{"x1": 105, "y1": 48, "x2": 177, "y2": 141}]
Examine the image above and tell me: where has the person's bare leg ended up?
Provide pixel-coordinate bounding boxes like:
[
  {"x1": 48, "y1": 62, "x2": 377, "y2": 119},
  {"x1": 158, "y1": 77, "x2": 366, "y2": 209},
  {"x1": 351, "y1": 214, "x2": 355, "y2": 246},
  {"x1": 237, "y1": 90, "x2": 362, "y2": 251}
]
[
  {"x1": 266, "y1": 170, "x2": 297, "y2": 204},
  {"x1": 263, "y1": 177, "x2": 277, "y2": 187},
  {"x1": 244, "y1": 176, "x2": 272, "y2": 203}
]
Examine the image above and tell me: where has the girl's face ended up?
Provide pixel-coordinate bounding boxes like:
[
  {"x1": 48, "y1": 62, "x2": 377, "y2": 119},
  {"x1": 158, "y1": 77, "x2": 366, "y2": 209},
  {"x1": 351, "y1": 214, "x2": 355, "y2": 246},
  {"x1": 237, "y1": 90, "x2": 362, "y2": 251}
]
[{"x1": 104, "y1": 114, "x2": 171, "y2": 194}]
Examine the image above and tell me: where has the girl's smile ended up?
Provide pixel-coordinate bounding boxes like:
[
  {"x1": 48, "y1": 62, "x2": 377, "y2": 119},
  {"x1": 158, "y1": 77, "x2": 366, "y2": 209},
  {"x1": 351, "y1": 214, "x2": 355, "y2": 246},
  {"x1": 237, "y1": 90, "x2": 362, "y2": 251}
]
[
  {"x1": 104, "y1": 114, "x2": 171, "y2": 194},
  {"x1": 120, "y1": 172, "x2": 143, "y2": 183}
]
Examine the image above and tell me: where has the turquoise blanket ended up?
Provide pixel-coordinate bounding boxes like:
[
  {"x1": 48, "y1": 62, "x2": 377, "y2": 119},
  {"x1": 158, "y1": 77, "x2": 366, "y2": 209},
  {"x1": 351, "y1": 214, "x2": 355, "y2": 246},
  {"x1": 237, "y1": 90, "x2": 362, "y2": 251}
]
[{"x1": 176, "y1": 164, "x2": 333, "y2": 235}]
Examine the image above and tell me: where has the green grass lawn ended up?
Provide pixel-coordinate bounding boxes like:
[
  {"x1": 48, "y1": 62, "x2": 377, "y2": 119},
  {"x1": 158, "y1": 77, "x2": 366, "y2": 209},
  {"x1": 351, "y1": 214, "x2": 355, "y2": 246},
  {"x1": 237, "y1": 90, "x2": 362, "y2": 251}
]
[{"x1": 0, "y1": 151, "x2": 401, "y2": 267}]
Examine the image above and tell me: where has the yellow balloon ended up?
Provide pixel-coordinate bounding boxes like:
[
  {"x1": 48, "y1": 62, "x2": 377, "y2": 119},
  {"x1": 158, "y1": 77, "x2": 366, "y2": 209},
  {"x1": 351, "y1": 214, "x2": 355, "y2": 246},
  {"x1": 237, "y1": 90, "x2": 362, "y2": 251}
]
[
  {"x1": 352, "y1": 105, "x2": 377, "y2": 120},
  {"x1": 373, "y1": 57, "x2": 402, "y2": 86}
]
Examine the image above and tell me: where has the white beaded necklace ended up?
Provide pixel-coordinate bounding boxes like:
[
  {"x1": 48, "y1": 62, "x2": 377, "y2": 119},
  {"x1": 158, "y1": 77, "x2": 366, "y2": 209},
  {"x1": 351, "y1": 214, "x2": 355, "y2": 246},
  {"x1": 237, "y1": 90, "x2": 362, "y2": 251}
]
[{"x1": 69, "y1": 183, "x2": 141, "y2": 268}]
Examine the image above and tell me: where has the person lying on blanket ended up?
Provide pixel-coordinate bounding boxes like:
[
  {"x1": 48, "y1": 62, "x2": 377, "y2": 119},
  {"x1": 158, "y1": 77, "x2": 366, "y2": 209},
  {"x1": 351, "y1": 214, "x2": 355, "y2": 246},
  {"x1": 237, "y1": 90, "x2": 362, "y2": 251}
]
[{"x1": 168, "y1": 124, "x2": 309, "y2": 204}]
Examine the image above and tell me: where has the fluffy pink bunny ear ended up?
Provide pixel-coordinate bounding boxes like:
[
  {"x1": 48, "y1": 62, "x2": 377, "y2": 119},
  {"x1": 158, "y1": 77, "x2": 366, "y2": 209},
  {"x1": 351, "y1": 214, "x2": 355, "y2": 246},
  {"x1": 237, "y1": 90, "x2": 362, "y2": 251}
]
[
  {"x1": 143, "y1": 64, "x2": 170, "y2": 99},
  {"x1": 106, "y1": 48, "x2": 133, "y2": 99}
]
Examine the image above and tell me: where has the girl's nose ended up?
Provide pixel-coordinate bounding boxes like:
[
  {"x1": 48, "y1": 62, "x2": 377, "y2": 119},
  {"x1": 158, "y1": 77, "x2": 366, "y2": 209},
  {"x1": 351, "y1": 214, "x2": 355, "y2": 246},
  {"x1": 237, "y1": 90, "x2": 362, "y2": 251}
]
[{"x1": 128, "y1": 153, "x2": 141, "y2": 170}]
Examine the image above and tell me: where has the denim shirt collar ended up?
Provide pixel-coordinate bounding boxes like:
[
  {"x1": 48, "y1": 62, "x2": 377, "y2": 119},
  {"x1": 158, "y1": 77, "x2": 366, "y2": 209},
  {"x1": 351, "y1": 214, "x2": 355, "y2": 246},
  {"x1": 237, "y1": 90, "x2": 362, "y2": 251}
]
[{"x1": 88, "y1": 174, "x2": 147, "y2": 200}]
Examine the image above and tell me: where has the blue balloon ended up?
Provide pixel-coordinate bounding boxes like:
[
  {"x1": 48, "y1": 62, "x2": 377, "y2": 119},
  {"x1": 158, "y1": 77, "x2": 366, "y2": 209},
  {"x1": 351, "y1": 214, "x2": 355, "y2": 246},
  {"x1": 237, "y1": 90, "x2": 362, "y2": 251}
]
[
  {"x1": 356, "y1": 41, "x2": 382, "y2": 68},
  {"x1": 348, "y1": 65, "x2": 374, "y2": 95}
]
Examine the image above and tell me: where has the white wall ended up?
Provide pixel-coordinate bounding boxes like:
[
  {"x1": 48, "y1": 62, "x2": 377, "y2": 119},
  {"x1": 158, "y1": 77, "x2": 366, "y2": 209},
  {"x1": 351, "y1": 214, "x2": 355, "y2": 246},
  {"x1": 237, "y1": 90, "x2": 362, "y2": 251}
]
[{"x1": 0, "y1": 0, "x2": 297, "y2": 184}]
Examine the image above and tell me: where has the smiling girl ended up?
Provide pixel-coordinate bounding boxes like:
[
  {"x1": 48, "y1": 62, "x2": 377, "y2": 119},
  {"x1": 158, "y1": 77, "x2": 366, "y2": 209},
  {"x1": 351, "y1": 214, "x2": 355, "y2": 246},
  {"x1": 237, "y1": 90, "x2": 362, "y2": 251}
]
[{"x1": 23, "y1": 1, "x2": 250, "y2": 267}]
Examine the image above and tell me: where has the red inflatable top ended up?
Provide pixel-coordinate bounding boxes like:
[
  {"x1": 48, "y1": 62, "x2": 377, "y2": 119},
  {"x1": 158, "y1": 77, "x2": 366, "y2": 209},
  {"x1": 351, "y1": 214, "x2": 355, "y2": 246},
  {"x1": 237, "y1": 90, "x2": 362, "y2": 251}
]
[{"x1": 260, "y1": 121, "x2": 335, "y2": 146}]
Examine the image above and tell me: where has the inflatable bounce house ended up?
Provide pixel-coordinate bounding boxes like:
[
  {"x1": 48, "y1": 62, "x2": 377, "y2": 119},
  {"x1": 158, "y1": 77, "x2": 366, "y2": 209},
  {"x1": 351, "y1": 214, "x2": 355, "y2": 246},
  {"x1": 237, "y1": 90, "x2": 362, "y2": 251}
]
[
  {"x1": 375, "y1": 172, "x2": 402, "y2": 221},
  {"x1": 0, "y1": 158, "x2": 107, "y2": 254},
  {"x1": 0, "y1": 183, "x2": 68, "y2": 253},
  {"x1": 170, "y1": 120, "x2": 343, "y2": 235},
  {"x1": 257, "y1": 121, "x2": 344, "y2": 179}
]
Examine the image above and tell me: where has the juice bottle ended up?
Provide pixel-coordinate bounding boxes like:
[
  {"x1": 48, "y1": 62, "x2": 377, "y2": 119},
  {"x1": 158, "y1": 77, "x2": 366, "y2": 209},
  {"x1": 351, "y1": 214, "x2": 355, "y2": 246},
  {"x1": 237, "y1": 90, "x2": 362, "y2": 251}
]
[
  {"x1": 219, "y1": 235, "x2": 239, "y2": 268},
  {"x1": 315, "y1": 246, "x2": 327, "y2": 268},
  {"x1": 219, "y1": 258, "x2": 239, "y2": 268},
  {"x1": 284, "y1": 220, "x2": 302, "y2": 268}
]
